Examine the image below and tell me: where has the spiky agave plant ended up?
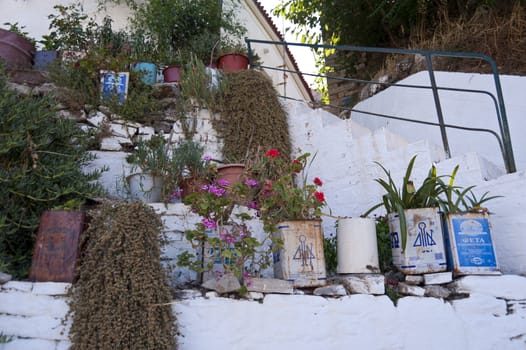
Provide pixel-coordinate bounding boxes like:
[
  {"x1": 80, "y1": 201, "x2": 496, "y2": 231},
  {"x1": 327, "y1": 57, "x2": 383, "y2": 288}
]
[{"x1": 365, "y1": 155, "x2": 444, "y2": 252}]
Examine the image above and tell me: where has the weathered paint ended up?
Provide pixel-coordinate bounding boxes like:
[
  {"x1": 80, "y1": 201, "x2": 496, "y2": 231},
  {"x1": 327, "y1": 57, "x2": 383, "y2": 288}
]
[
  {"x1": 273, "y1": 220, "x2": 327, "y2": 287},
  {"x1": 443, "y1": 212, "x2": 500, "y2": 276},
  {"x1": 388, "y1": 208, "x2": 447, "y2": 274}
]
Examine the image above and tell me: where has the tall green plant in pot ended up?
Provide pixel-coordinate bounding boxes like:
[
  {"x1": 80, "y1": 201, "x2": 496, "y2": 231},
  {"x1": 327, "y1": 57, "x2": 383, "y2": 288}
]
[
  {"x1": 126, "y1": 135, "x2": 180, "y2": 203},
  {"x1": 367, "y1": 155, "x2": 448, "y2": 275},
  {"x1": 437, "y1": 166, "x2": 502, "y2": 276}
]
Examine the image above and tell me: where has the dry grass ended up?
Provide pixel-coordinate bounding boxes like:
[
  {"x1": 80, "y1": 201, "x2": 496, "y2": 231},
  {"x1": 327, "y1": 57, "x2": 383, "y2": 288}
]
[
  {"x1": 410, "y1": 3, "x2": 526, "y2": 75},
  {"x1": 68, "y1": 201, "x2": 177, "y2": 350}
]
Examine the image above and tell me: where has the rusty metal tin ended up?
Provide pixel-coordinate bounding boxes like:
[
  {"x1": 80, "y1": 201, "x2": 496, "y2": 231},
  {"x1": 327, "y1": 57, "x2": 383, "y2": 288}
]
[
  {"x1": 29, "y1": 210, "x2": 86, "y2": 282},
  {"x1": 388, "y1": 208, "x2": 447, "y2": 275},
  {"x1": 273, "y1": 220, "x2": 327, "y2": 287}
]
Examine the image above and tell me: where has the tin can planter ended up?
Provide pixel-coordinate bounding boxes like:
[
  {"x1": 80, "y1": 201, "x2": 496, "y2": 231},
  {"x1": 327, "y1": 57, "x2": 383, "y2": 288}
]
[
  {"x1": 273, "y1": 220, "x2": 327, "y2": 287},
  {"x1": 443, "y1": 212, "x2": 500, "y2": 276},
  {"x1": 337, "y1": 217, "x2": 380, "y2": 274},
  {"x1": 388, "y1": 208, "x2": 447, "y2": 274},
  {"x1": 29, "y1": 210, "x2": 86, "y2": 282},
  {"x1": 131, "y1": 61, "x2": 157, "y2": 85},
  {"x1": 127, "y1": 173, "x2": 164, "y2": 203}
]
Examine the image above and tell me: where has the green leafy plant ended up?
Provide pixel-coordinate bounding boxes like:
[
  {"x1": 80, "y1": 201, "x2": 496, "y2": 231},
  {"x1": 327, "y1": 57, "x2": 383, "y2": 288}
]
[
  {"x1": 367, "y1": 155, "x2": 443, "y2": 252},
  {"x1": 2, "y1": 22, "x2": 36, "y2": 45},
  {"x1": 253, "y1": 148, "x2": 328, "y2": 231},
  {"x1": 0, "y1": 68, "x2": 104, "y2": 278},
  {"x1": 374, "y1": 215, "x2": 392, "y2": 272},
  {"x1": 40, "y1": 3, "x2": 97, "y2": 51},
  {"x1": 323, "y1": 233, "x2": 337, "y2": 276},
  {"x1": 437, "y1": 164, "x2": 502, "y2": 213},
  {"x1": 178, "y1": 177, "x2": 279, "y2": 292}
]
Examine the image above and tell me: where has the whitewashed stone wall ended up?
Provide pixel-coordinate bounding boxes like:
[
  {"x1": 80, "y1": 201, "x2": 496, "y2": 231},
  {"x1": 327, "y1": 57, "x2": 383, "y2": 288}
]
[{"x1": 2, "y1": 276, "x2": 526, "y2": 350}]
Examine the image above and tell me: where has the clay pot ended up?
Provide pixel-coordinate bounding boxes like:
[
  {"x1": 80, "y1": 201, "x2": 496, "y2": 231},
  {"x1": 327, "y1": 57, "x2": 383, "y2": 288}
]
[
  {"x1": 218, "y1": 53, "x2": 249, "y2": 72},
  {"x1": 0, "y1": 28, "x2": 35, "y2": 70}
]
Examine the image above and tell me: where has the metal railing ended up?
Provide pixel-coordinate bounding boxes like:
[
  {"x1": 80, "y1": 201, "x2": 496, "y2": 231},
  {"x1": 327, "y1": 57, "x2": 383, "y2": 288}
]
[{"x1": 245, "y1": 38, "x2": 516, "y2": 173}]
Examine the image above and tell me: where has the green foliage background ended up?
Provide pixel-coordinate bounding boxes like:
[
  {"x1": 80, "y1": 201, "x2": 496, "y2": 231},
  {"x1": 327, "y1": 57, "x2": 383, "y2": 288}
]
[{"x1": 0, "y1": 70, "x2": 104, "y2": 278}]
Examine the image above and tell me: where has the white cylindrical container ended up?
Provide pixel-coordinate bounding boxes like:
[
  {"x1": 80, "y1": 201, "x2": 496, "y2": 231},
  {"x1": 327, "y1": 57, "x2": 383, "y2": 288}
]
[{"x1": 337, "y1": 217, "x2": 380, "y2": 274}]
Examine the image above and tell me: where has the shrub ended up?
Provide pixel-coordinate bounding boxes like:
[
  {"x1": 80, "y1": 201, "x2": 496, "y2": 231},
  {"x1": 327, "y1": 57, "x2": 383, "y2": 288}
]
[{"x1": 0, "y1": 69, "x2": 104, "y2": 278}]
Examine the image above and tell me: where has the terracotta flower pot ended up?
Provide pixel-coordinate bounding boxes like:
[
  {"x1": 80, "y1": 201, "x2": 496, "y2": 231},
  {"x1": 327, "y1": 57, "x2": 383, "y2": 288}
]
[
  {"x1": 216, "y1": 163, "x2": 245, "y2": 186},
  {"x1": 0, "y1": 28, "x2": 35, "y2": 70},
  {"x1": 163, "y1": 65, "x2": 182, "y2": 83},
  {"x1": 218, "y1": 53, "x2": 249, "y2": 72}
]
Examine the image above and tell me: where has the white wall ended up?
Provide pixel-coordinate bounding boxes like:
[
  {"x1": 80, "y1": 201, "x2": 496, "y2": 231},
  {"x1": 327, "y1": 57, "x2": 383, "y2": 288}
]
[
  {"x1": 351, "y1": 72, "x2": 526, "y2": 172},
  {"x1": 2, "y1": 276, "x2": 526, "y2": 350},
  {"x1": 0, "y1": 0, "x2": 132, "y2": 46}
]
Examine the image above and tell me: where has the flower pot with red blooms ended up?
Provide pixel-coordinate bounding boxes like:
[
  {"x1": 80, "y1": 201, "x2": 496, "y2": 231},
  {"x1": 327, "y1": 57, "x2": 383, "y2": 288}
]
[{"x1": 254, "y1": 148, "x2": 329, "y2": 287}]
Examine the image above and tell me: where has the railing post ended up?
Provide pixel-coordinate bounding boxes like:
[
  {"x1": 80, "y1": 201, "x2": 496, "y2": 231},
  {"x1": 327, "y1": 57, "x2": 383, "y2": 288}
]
[
  {"x1": 488, "y1": 60, "x2": 516, "y2": 173},
  {"x1": 245, "y1": 37, "x2": 253, "y2": 68},
  {"x1": 425, "y1": 53, "x2": 451, "y2": 159}
]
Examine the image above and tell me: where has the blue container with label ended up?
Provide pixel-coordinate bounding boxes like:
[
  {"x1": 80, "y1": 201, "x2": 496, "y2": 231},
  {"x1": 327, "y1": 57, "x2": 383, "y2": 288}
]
[
  {"x1": 131, "y1": 62, "x2": 157, "y2": 85},
  {"x1": 443, "y1": 212, "x2": 500, "y2": 276}
]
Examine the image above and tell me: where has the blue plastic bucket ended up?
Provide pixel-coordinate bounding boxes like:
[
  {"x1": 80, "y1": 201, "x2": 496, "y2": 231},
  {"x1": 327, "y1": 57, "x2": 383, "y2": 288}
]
[{"x1": 131, "y1": 62, "x2": 157, "y2": 85}]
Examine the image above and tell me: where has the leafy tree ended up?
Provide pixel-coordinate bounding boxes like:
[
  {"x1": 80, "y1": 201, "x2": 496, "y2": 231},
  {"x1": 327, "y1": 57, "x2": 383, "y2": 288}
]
[{"x1": 0, "y1": 69, "x2": 105, "y2": 278}]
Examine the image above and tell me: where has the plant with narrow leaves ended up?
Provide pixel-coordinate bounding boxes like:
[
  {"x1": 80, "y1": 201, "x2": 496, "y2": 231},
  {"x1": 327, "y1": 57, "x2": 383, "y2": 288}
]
[
  {"x1": 437, "y1": 165, "x2": 501, "y2": 213},
  {"x1": 366, "y1": 155, "x2": 443, "y2": 252}
]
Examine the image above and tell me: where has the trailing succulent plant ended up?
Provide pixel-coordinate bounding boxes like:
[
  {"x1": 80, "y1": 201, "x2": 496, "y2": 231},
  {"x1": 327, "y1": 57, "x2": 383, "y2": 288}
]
[{"x1": 68, "y1": 201, "x2": 176, "y2": 350}]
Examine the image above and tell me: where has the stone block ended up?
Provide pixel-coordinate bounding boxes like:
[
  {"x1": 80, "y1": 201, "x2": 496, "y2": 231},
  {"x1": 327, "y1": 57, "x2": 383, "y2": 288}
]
[
  {"x1": 424, "y1": 285, "x2": 451, "y2": 299},
  {"x1": 176, "y1": 289, "x2": 203, "y2": 300},
  {"x1": 313, "y1": 284, "x2": 347, "y2": 297},
  {"x1": 0, "y1": 291, "x2": 68, "y2": 317},
  {"x1": 450, "y1": 275, "x2": 526, "y2": 300},
  {"x1": 2, "y1": 338, "x2": 57, "y2": 350},
  {"x1": 0, "y1": 315, "x2": 69, "y2": 340},
  {"x1": 1, "y1": 281, "x2": 32, "y2": 292},
  {"x1": 398, "y1": 282, "x2": 425, "y2": 297},
  {"x1": 100, "y1": 136, "x2": 130, "y2": 151},
  {"x1": 86, "y1": 111, "x2": 107, "y2": 128},
  {"x1": 337, "y1": 274, "x2": 385, "y2": 295},
  {"x1": 32, "y1": 282, "x2": 70, "y2": 296},
  {"x1": 246, "y1": 278, "x2": 294, "y2": 294},
  {"x1": 245, "y1": 292, "x2": 264, "y2": 300},
  {"x1": 405, "y1": 275, "x2": 424, "y2": 285},
  {"x1": 424, "y1": 272, "x2": 453, "y2": 285},
  {"x1": 0, "y1": 271, "x2": 12, "y2": 284},
  {"x1": 202, "y1": 274, "x2": 240, "y2": 294}
]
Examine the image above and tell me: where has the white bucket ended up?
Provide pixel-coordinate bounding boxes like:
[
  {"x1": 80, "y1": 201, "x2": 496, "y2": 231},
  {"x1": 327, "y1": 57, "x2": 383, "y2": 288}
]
[
  {"x1": 337, "y1": 217, "x2": 380, "y2": 274},
  {"x1": 127, "y1": 173, "x2": 164, "y2": 203}
]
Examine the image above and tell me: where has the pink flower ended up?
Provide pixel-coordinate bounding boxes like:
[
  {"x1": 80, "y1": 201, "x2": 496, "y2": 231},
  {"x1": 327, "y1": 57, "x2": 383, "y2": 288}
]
[
  {"x1": 265, "y1": 149, "x2": 280, "y2": 158},
  {"x1": 216, "y1": 179, "x2": 230, "y2": 187},
  {"x1": 244, "y1": 179, "x2": 259, "y2": 187},
  {"x1": 246, "y1": 201, "x2": 258, "y2": 210},
  {"x1": 313, "y1": 177, "x2": 323, "y2": 186},
  {"x1": 314, "y1": 191, "x2": 325, "y2": 203},
  {"x1": 208, "y1": 185, "x2": 226, "y2": 197},
  {"x1": 202, "y1": 218, "x2": 217, "y2": 229}
]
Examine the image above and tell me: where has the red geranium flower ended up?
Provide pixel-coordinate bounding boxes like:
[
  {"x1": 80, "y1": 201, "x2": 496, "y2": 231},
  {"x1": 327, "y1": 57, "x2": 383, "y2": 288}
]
[
  {"x1": 313, "y1": 177, "x2": 323, "y2": 186},
  {"x1": 265, "y1": 149, "x2": 280, "y2": 158},
  {"x1": 314, "y1": 191, "x2": 325, "y2": 203}
]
